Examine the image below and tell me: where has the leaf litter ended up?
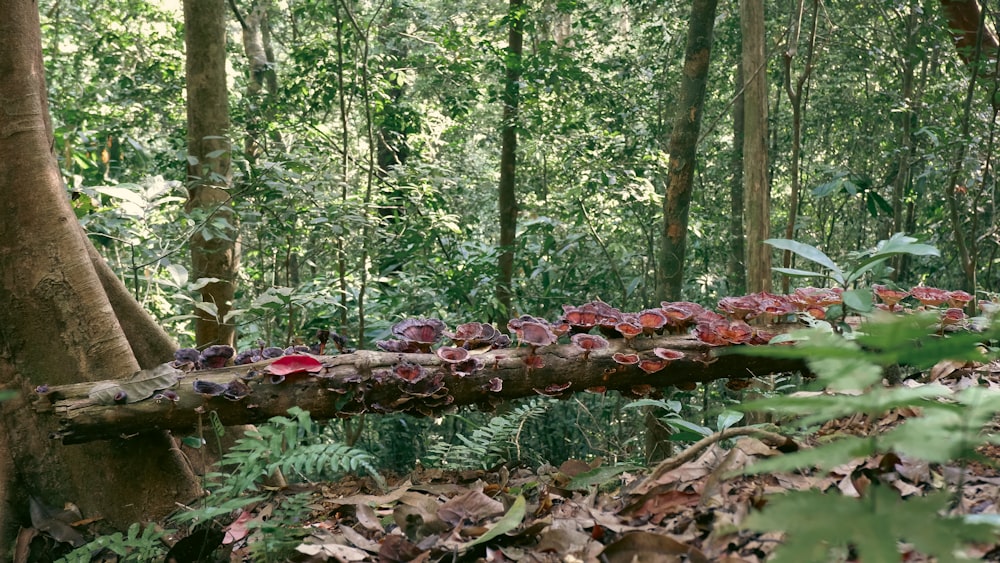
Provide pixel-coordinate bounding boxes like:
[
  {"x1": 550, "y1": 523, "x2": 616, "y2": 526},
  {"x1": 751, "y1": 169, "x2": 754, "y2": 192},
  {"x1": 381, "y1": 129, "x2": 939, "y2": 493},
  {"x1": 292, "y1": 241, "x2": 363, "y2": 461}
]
[{"x1": 30, "y1": 357, "x2": 1000, "y2": 562}]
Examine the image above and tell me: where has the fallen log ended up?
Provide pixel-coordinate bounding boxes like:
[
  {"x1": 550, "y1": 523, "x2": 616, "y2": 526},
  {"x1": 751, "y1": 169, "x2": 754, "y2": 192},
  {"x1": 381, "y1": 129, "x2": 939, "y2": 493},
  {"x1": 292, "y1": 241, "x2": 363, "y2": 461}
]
[{"x1": 35, "y1": 335, "x2": 806, "y2": 444}]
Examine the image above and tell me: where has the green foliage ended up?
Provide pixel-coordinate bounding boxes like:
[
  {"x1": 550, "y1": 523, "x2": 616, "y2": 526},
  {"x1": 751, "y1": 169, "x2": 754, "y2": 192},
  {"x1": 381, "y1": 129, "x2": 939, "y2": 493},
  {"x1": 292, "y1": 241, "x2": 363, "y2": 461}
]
[
  {"x1": 199, "y1": 407, "x2": 384, "y2": 504},
  {"x1": 423, "y1": 398, "x2": 557, "y2": 469},
  {"x1": 766, "y1": 233, "x2": 940, "y2": 315},
  {"x1": 744, "y1": 487, "x2": 995, "y2": 563},
  {"x1": 56, "y1": 523, "x2": 168, "y2": 563},
  {"x1": 245, "y1": 492, "x2": 313, "y2": 560},
  {"x1": 736, "y1": 313, "x2": 1000, "y2": 561}
]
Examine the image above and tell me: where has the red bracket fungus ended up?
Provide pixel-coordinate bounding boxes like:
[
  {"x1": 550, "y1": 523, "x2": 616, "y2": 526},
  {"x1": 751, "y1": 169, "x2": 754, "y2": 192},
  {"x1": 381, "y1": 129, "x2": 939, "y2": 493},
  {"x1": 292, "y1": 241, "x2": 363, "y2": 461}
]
[
  {"x1": 636, "y1": 309, "x2": 667, "y2": 335},
  {"x1": 199, "y1": 345, "x2": 235, "y2": 369},
  {"x1": 659, "y1": 301, "x2": 707, "y2": 333},
  {"x1": 614, "y1": 321, "x2": 643, "y2": 347},
  {"x1": 612, "y1": 352, "x2": 640, "y2": 366},
  {"x1": 910, "y1": 286, "x2": 950, "y2": 307},
  {"x1": 652, "y1": 348, "x2": 685, "y2": 362},
  {"x1": 267, "y1": 354, "x2": 324, "y2": 376},
  {"x1": 390, "y1": 318, "x2": 447, "y2": 352},
  {"x1": 570, "y1": 333, "x2": 609, "y2": 360}
]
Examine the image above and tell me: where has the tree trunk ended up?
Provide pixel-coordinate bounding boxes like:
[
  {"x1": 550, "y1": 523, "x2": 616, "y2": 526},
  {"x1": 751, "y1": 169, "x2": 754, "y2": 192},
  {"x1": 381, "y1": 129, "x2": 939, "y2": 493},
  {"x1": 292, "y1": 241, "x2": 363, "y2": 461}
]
[
  {"x1": 496, "y1": 0, "x2": 524, "y2": 322},
  {"x1": 185, "y1": 0, "x2": 239, "y2": 348},
  {"x1": 0, "y1": 2, "x2": 198, "y2": 538},
  {"x1": 655, "y1": 0, "x2": 720, "y2": 302},
  {"x1": 741, "y1": 0, "x2": 772, "y2": 294},
  {"x1": 938, "y1": 0, "x2": 999, "y2": 69},
  {"x1": 41, "y1": 337, "x2": 808, "y2": 445},
  {"x1": 891, "y1": 6, "x2": 919, "y2": 282},
  {"x1": 780, "y1": 0, "x2": 819, "y2": 294},
  {"x1": 232, "y1": 0, "x2": 285, "y2": 164},
  {"x1": 729, "y1": 61, "x2": 747, "y2": 296}
]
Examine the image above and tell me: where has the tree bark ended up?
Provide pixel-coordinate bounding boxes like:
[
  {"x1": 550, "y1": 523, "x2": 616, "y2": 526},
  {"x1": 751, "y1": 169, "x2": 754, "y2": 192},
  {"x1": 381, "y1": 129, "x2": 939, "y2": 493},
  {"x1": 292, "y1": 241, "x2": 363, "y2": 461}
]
[
  {"x1": 891, "y1": 6, "x2": 920, "y2": 282},
  {"x1": 40, "y1": 337, "x2": 807, "y2": 445},
  {"x1": 780, "y1": 0, "x2": 819, "y2": 293},
  {"x1": 656, "y1": 0, "x2": 720, "y2": 302},
  {"x1": 232, "y1": 0, "x2": 285, "y2": 164},
  {"x1": 496, "y1": 0, "x2": 524, "y2": 322},
  {"x1": 729, "y1": 61, "x2": 747, "y2": 296},
  {"x1": 741, "y1": 0, "x2": 772, "y2": 294},
  {"x1": 0, "y1": 1, "x2": 198, "y2": 536},
  {"x1": 938, "y1": 0, "x2": 999, "y2": 69},
  {"x1": 185, "y1": 0, "x2": 239, "y2": 347}
]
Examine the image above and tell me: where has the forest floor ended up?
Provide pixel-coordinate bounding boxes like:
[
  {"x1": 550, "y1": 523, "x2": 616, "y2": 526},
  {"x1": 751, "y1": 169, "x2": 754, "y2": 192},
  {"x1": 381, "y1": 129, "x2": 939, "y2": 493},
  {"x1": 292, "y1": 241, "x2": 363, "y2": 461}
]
[{"x1": 21, "y1": 359, "x2": 1000, "y2": 562}]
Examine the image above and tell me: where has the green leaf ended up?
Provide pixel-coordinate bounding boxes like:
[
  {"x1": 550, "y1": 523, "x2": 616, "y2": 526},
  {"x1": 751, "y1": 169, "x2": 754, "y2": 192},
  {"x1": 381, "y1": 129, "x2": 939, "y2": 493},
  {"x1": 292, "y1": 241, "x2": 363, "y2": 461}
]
[
  {"x1": 744, "y1": 487, "x2": 995, "y2": 563},
  {"x1": 180, "y1": 436, "x2": 204, "y2": 449},
  {"x1": 841, "y1": 288, "x2": 873, "y2": 313},
  {"x1": 466, "y1": 495, "x2": 526, "y2": 548},
  {"x1": 771, "y1": 267, "x2": 829, "y2": 279},
  {"x1": 764, "y1": 239, "x2": 845, "y2": 284},
  {"x1": 663, "y1": 418, "x2": 712, "y2": 436},
  {"x1": 717, "y1": 410, "x2": 744, "y2": 431}
]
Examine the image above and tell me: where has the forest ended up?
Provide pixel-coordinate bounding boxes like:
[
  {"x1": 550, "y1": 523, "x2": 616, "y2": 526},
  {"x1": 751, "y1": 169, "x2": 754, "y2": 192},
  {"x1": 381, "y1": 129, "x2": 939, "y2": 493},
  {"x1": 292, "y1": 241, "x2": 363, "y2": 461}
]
[{"x1": 1, "y1": 0, "x2": 1000, "y2": 560}]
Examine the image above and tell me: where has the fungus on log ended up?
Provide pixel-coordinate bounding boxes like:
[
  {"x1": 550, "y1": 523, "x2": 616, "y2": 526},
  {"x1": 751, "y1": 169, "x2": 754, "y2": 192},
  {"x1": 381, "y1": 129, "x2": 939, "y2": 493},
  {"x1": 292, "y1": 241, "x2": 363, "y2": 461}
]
[{"x1": 35, "y1": 335, "x2": 805, "y2": 445}]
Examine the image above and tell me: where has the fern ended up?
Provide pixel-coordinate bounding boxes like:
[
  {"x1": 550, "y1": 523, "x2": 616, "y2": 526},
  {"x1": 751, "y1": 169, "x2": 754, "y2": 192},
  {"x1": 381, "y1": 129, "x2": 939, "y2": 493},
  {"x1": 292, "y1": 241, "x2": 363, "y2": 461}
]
[
  {"x1": 55, "y1": 523, "x2": 168, "y2": 562},
  {"x1": 219, "y1": 407, "x2": 384, "y2": 496},
  {"x1": 424, "y1": 398, "x2": 556, "y2": 469}
]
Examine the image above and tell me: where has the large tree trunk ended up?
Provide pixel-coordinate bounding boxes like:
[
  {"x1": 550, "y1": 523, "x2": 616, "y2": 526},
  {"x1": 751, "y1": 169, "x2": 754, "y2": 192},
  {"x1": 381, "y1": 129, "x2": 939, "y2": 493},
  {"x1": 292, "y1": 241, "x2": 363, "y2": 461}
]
[
  {"x1": 728, "y1": 61, "x2": 747, "y2": 296},
  {"x1": 655, "y1": 0, "x2": 720, "y2": 303},
  {"x1": 0, "y1": 1, "x2": 198, "y2": 538},
  {"x1": 185, "y1": 0, "x2": 240, "y2": 348},
  {"x1": 741, "y1": 0, "x2": 772, "y2": 294},
  {"x1": 496, "y1": 0, "x2": 524, "y2": 322}
]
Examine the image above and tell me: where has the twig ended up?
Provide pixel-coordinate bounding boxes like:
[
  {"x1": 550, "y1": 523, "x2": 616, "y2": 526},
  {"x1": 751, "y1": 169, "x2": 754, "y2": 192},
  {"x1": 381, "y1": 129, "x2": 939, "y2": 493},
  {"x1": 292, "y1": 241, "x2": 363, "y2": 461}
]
[{"x1": 642, "y1": 426, "x2": 797, "y2": 485}]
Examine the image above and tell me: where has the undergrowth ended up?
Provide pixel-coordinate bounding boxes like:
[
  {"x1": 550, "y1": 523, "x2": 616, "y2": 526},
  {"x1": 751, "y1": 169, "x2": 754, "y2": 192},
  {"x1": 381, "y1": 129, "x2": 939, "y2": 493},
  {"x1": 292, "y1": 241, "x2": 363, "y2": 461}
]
[
  {"x1": 56, "y1": 407, "x2": 382, "y2": 562},
  {"x1": 423, "y1": 397, "x2": 557, "y2": 469},
  {"x1": 736, "y1": 312, "x2": 1000, "y2": 561}
]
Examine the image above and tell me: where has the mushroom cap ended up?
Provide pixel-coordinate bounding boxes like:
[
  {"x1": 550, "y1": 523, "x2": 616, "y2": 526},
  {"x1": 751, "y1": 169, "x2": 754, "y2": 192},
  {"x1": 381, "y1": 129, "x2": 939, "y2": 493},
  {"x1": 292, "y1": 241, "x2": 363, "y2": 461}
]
[
  {"x1": 452, "y1": 357, "x2": 484, "y2": 376},
  {"x1": 517, "y1": 321, "x2": 558, "y2": 348},
  {"x1": 788, "y1": 287, "x2": 842, "y2": 309},
  {"x1": 200, "y1": 345, "x2": 235, "y2": 368},
  {"x1": 261, "y1": 346, "x2": 285, "y2": 359},
  {"x1": 615, "y1": 321, "x2": 643, "y2": 339},
  {"x1": 393, "y1": 362, "x2": 428, "y2": 383},
  {"x1": 947, "y1": 290, "x2": 974, "y2": 308},
  {"x1": 174, "y1": 348, "x2": 201, "y2": 365},
  {"x1": 718, "y1": 295, "x2": 760, "y2": 320},
  {"x1": 940, "y1": 307, "x2": 966, "y2": 326},
  {"x1": 570, "y1": 333, "x2": 609, "y2": 352},
  {"x1": 638, "y1": 359, "x2": 667, "y2": 374},
  {"x1": 391, "y1": 317, "x2": 447, "y2": 345},
  {"x1": 659, "y1": 301, "x2": 708, "y2": 330},
  {"x1": 652, "y1": 348, "x2": 685, "y2": 361},
  {"x1": 446, "y1": 321, "x2": 499, "y2": 348},
  {"x1": 376, "y1": 339, "x2": 423, "y2": 353},
  {"x1": 637, "y1": 309, "x2": 667, "y2": 333},
  {"x1": 268, "y1": 354, "x2": 324, "y2": 376},
  {"x1": 612, "y1": 352, "x2": 640, "y2": 365},
  {"x1": 873, "y1": 284, "x2": 909, "y2": 307},
  {"x1": 435, "y1": 346, "x2": 470, "y2": 363},
  {"x1": 910, "y1": 286, "x2": 950, "y2": 306}
]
